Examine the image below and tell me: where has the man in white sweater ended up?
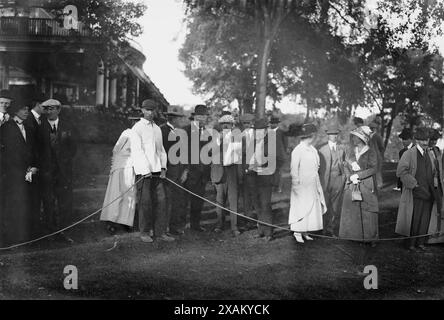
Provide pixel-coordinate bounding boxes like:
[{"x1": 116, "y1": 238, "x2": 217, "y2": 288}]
[{"x1": 133, "y1": 99, "x2": 174, "y2": 243}]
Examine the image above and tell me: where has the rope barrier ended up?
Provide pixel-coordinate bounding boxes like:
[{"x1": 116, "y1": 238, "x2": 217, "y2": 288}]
[
  {"x1": 0, "y1": 175, "x2": 442, "y2": 251},
  {"x1": 0, "y1": 176, "x2": 145, "y2": 251},
  {"x1": 165, "y1": 177, "x2": 444, "y2": 242}
]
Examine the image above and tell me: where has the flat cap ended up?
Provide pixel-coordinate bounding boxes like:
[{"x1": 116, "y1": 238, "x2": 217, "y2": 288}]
[
  {"x1": 141, "y1": 99, "x2": 157, "y2": 110},
  {"x1": 41, "y1": 99, "x2": 61, "y2": 107}
]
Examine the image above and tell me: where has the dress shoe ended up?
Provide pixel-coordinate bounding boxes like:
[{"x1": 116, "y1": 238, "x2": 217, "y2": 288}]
[
  {"x1": 169, "y1": 229, "x2": 184, "y2": 236},
  {"x1": 158, "y1": 234, "x2": 175, "y2": 242},
  {"x1": 191, "y1": 226, "x2": 206, "y2": 232},
  {"x1": 140, "y1": 233, "x2": 153, "y2": 243},
  {"x1": 303, "y1": 234, "x2": 314, "y2": 241},
  {"x1": 293, "y1": 233, "x2": 304, "y2": 243}
]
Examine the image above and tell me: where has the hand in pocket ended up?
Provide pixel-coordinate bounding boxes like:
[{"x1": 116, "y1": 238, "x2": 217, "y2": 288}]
[{"x1": 412, "y1": 185, "x2": 431, "y2": 200}]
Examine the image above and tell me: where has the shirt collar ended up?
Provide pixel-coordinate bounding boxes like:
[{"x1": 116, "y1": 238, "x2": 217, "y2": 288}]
[
  {"x1": 407, "y1": 142, "x2": 414, "y2": 149},
  {"x1": 416, "y1": 145, "x2": 424, "y2": 155},
  {"x1": 31, "y1": 109, "x2": 41, "y2": 120},
  {"x1": 167, "y1": 121, "x2": 175, "y2": 130},
  {"x1": 48, "y1": 117, "x2": 59, "y2": 126},
  {"x1": 140, "y1": 118, "x2": 154, "y2": 126},
  {"x1": 328, "y1": 140, "x2": 337, "y2": 148},
  {"x1": 13, "y1": 116, "x2": 23, "y2": 125}
]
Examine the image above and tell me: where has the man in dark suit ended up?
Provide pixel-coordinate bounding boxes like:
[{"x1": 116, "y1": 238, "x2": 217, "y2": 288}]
[
  {"x1": 395, "y1": 128, "x2": 414, "y2": 191},
  {"x1": 40, "y1": 99, "x2": 77, "y2": 238},
  {"x1": 0, "y1": 97, "x2": 38, "y2": 246},
  {"x1": 23, "y1": 91, "x2": 47, "y2": 235},
  {"x1": 246, "y1": 118, "x2": 286, "y2": 241},
  {"x1": 179, "y1": 104, "x2": 212, "y2": 232},
  {"x1": 160, "y1": 105, "x2": 187, "y2": 235},
  {"x1": 318, "y1": 123, "x2": 346, "y2": 236},
  {"x1": 270, "y1": 116, "x2": 288, "y2": 193}
]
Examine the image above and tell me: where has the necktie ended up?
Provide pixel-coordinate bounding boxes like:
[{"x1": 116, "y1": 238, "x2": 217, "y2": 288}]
[
  {"x1": 51, "y1": 124, "x2": 57, "y2": 134},
  {"x1": 16, "y1": 120, "x2": 26, "y2": 141}
]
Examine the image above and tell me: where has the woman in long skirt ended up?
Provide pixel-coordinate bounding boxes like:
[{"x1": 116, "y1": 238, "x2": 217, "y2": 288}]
[
  {"x1": 100, "y1": 113, "x2": 149, "y2": 232},
  {"x1": 339, "y1": 126, "x2": 379, "y2": 245},
  {"x1": 288, "y1": 123, "x2": 326, "y2": 243}
]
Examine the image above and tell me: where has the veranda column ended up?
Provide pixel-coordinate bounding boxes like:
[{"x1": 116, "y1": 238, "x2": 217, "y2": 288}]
[
  {"x1": 120, "y1": 71, "x2": 127, "y2": 108},
  {"x1": 109, "y1": 65, "x2": 117, "y2": 107},
  {"x1": 95, "y1": 60, "x2": 105, "y2": 106}
]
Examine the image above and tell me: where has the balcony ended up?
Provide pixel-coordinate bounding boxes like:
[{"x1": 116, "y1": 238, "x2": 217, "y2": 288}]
[{"x1": 0, "y1": 16, "x2": 91, "y2": 39}]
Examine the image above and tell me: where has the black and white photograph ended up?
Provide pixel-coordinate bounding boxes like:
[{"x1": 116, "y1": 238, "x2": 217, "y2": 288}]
[{"x1": 0, "y1": 0, "x2": 444, "y2": 304}]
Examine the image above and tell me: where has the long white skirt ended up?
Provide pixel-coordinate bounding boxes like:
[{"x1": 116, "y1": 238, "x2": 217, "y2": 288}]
[{"x1": 100, "y1": 167, "x2": 137, "y2": 227}]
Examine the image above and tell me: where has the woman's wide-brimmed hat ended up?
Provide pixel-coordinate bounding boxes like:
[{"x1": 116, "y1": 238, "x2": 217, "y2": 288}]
[
  {"x1": 350, "y1": 126, "x2": 371, "y2": 144},
  {"x1": 299, "y1": 123, "x2": 317, "y2": 138},
  {"x1": 286, "y1": 123, "x2": 303, "y2": 137}
]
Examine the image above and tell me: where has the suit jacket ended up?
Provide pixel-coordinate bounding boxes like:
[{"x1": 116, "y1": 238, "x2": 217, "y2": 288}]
[
  {"x1": 318, "y1": 142, "x2": 346, "y2": 191},
  {"x1": 0, "y1": 119, "x2": 37, "y2": 244},
  {"x1": 183, "y1": 123, "x2": 212, "y2": 185},
  {"x1": 40, "y1": 117, "x2": 78, "y2": 184}
]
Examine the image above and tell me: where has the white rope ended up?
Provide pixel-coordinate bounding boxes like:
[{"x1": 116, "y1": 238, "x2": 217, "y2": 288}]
[
  {"x1": 166, "y1": 177, "x2": 444, "y2": 242},
  {"x1": 0, "y1": 176, "x2": 144, "y2": 251}
]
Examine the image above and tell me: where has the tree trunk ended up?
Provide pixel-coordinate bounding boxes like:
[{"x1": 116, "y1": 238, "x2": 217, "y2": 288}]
[{"x1": 255, "y1": 36, "x2": 272, "y2": 119}]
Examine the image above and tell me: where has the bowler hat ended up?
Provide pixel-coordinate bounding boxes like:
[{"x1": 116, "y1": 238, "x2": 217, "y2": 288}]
[
  {"x1": 325, "y1": 123, "x2": 340, "y2": 135},
  {"x1": 191, "y1": 104, "x2": 209, "y2": 116},
  {"x1": 270, "y1": 116, "x2": 280, "y2": 124},
  {"x1": 0, "y1": 89, "x2": 12, "y2": 100},
  {"x1": 299, "y1": 123, "x2": 317, "y2": 138},
  {"x1": 166, "y1": 105, "x2": 184, "y2": 117},
  {"x1": 414, "y1": 127, "x2": 429, "y2": 141},
  {"x1": 8, "y1": 96, "x2": 31, "y2": 115},
  {"x1": 253, "y1": 118, "x2": 269, "y2": 129},
  {"x1": 398, "y1": 128, "x2": 413, "y2": 140},
  {"x1": 369, "y1": 121, "x2": 378, "y2": 129},
  {"x1": 429, "y1": 128, "x2": 440, "y2": 141},
  {"x1": 239, "y1": 113, "x2": 254, "y2": 122},
  {"x1": 286, "y1": 123, "x2": 303, "y2": 137},
  {"x1": 31, "y1": 91, "x2": 47, "y2": 104},
  {"x1": 141, "y1": 99, "x2": 157, "y2": 110},
  {"x1": 353, "y1": 117, "x2": 364, "y2": 126}
]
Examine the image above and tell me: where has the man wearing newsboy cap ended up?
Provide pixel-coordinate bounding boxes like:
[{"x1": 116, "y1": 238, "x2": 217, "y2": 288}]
[
  {"x1": 39, "y1": 98, "x2": 77, "y2": 242},
  {"x1": 133, "y1": 99, "x2": 173, "y2": 243}
]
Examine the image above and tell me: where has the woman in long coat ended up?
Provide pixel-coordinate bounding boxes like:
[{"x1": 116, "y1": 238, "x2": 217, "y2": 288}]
[
  {"x1": 339, "y1": 126, "x2": 379, "y2": 244},
  {"x1": 100, "y1": 114, "x2": 149, "y2": 231},
  {"x1": 288, "y1": 123, "x2": 326, "y2": 243}
]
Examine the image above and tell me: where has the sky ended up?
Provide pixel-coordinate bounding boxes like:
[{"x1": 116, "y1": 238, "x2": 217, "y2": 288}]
[{"x1": 134, "y1": 0, "x2": 444, "y2": 117}]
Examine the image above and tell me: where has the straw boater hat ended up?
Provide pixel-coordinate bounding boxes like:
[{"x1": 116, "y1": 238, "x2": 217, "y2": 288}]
[
  {"x1": 325, "y1": 123, "x2": 340, "y2": 135},
  {"x1": 166, "y1": 105, "x2": 184, "y2": 117},
  {"x1": 350, "y1": 126, "x2": 371, "y2": 144},
  {"x1": 299, "y1": 123, "x2": 317, "y2": 138}
]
